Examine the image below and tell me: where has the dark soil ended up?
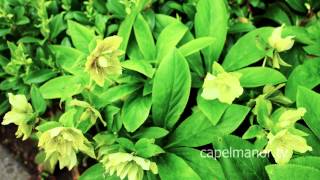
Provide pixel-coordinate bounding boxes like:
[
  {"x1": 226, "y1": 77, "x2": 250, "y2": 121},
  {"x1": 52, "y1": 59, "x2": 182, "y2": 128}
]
[{"x1": 0, "y1": 124, "x2": 73, "y2": 180}]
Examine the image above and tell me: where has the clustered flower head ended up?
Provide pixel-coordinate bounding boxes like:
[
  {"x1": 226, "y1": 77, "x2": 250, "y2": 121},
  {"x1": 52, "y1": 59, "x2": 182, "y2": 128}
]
[
  {"x1": 264, "y1": 129, "x2": 312, "y2": 164},
  {"x1": 2, "y1": 93, "x2": 34, "y2": 140},
  {"x1": 38, "y1": 127, "x2": 95, "y2": 170},
  {"x1": 85, "y1": 36, "x2": 124, "y2": 87},
  {"x1": 101, "y1": 152, "x2": 158, "y2": 180},
  {"x1": 201, "y1": 62, "x2": 243, "y2": 104},
  {"x1": 263, "y1": 107, "x2": 312, "y2": 164}
]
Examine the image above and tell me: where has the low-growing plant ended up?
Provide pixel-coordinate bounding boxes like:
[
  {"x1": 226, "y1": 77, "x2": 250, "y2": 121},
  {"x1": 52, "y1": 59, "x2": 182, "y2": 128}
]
[{"x1": 1, "y1": 0, "x2": 320, "y2": 180}]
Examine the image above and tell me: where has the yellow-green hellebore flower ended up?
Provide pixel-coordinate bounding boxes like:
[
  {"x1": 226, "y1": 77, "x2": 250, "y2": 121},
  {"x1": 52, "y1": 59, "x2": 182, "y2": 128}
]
[
  {"x1": 264, "y1": 129, "x2": 312, "y2": 164},
  {"x1": 101, "y1": 152, "x2": 158, "y2": 180},
  {"x1": 201, "y1": 62, "x2": 243, "y2": 104},
  {"x1": 38, "y1": 127, "x2": 95, "y2": 170},
  {"x1": 2, "y1": 93, "x2": 34, "y2": 140},
  {"x1": 277, "y1": 107, "x2": 306, "y2": 129},
  {"x1": 268, "y1": 25, "x2": 295, "y2": 52},
  {"x1": 85, "y1": 36, "x2": 124, "y2": 87}
]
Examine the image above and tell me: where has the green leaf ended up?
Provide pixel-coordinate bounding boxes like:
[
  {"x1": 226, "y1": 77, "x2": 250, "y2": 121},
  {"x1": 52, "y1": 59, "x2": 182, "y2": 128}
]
[
  {"x1": 135, "y1": 138, "x2": 164, "y2": 158},
  {"x1": 121, "y1": 60, "x2": 155, "y2": 78},
  {"x1": 158, "y1": 153, "x2": 201, "y2": 180},
  {"x1": 118, "y1": 10, "x2": 138, "y2": 54},
  {"x1": 285, "y1": 59, "x2": 320, "y2": 101},
  {"x1": 152, "y1": 49, "x2": 191, "y2": 129},
  {"x1": 242, "y1": 125, "x2": 264, "y2": 139},
  {"x1": 156, "y1": 22, "x2": 188, "y2": 60},
  {"x1": 170, "y1": 147, "x2": 226, "y2": 180},
  {"x1": 290, "y1": 156, "x2": 320, "y2": 170},
  {"x1": 49, "y1": 45, "x2": 85, "y2": 75},
  {"x1": 167, "y1": 105, "x2": 250, "y2": 148},
  {"x1": 95, "y1": 84, "x2": 141, "y2": 108},
  {"x1": 195, "y1": 0, "x2": 228, "y2": 71},
  {"x1": 39, "y1": 75, "x2": 84, "y2": 99},
  {"x1": 222, "y1": 27, "x2": 273, "y2": 71},
  {"x1": 49, "y1": 13, "x2": 66, "y2": 39},
  {"x1": 178, "y1": 37, "x2": 215, "y2": 57},
  {"x1": 133, "y1": 14, "x2": 156, "y2": 60},
  {"x1": 59, "y1": 109, "x2": 77, "y2": 127},
  {"x1": 296, "y1": 87, "x2": 320, "y2": 138},
  {"x1": 133, "y1": 127, "x2": 169, "y2": 139},
  {"x1": 122, "y1": 95, "x2": 152, "y2": 132},
  {"x1": 80, "y1": 163, "x2": 121, "y2": 180},
  {"x1": 213, "y1": 135, "x2": 269, "y2": 180},
  {"x1": 285, "y1": 0, "x2": 307, "y2": 13},
  {"x1": 237, "y1": 67, "x2": 287, "y2": 87},
  {"x1": 24, "y1": 69, "x2": 57, "y2": 84},
  {"x1": 67, "y1": 20, "x2": 96, "y2": 54},
  {"x1": 30, "y1": 85, "x2": 46, "y2": 115},
  {"x1": 197, "y1": 95, "x2": 229, "y2": 126},
  {"x1": 266, "y1": 164, "x2": 320, "y2": 180}
]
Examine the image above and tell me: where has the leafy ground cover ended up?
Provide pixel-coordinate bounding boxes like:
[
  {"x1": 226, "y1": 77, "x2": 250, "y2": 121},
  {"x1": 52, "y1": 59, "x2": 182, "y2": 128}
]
[{"x1": 1, "y1": 0, "x2": 320, "y2": 180}]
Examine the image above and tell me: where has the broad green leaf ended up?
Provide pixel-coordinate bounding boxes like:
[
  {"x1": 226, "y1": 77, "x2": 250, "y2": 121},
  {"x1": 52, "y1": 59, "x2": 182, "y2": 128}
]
[
  {"x1": 167, "y1": 105, "x2": 250, "y2": 148},
  {"x1": 237, "y1": 67, "x2": 287, "y2": 87},
  {"x1": 121, "y1": 60, "x2": 155, "y2": 78},
  {"x1": 152, "y1": 49, "x2": 191, "y2": 129},
  {"x1": 296, "y1": 124, "x2": 320, "y2": 156},
  {"x1": 49, "y1": 45, "x2": 85, "y2": 74},
  {"x1": 296, "y1": 87, "x2": 320, "y2": 138},
  {"x1": 156, "y1": 23, "x2": 188, "y2": 60},
  {"x1": 95, "y1": 84, "x2": 141, "y2": 108},
  {"x1": 242, "y1": 125, "x2": 264, "y2": 139},
  {"x1": 170, "y1": 147, "x2": 226, "y2": 180},
  {"x1": 39, "y1": 75, "x2": 84, "y2": 99},
  {"x1": 290, "y1": 156, "x2": 320, "y2": 170},
  {"x1": 49, "y1": 13, "x2": 66, "y2": 39},
  {"x1": 222, "y1": 27, "x2": 273, "y2": 71},
  {"x1": 30, "y1": 85, "x2": 46, "y2": 115},
  {"x1": 285, "y1": 0, "x2": 307, "y2": 13},
  {"x1": 23, "y1": 69, "x2": 57, "y2": 84},
  {"x1": 80, "y1": 163, "x2": 120, "y2": 180},
  {"x1": 135, "y1": 138, "x2": 164, "y2": 158},
  {"x1": 67, "y1": 21, "x2": 96, "y2": 54},
  {"x1": 133, "y1": 127, "x2": 169, "y2": 139},
  {"x1": 197, "y1": 95, "x2": 229, "y2": 126},
  {"x1": 133, "y1": 14, "x2": 156, "y2": 60},
  {"x1": 195, "y1": 0, "x2": 228, "y2": 71},
  {"x1": 158, "y1": 153, "x2": 201, "y2": 180},
  {"x1": 178, "y1": 37, "x2": 215, "y2": 57},
  {"x1": 122, "y1": 95, "x2": 152, "y2": 132},
  {"x1": 266, "y1": 164, "x2": 320, "y2": 180},
  {"x1": 118, "y1": 10, "x2": 138, "y2": 54},
  {"x1": 213, "y1": 135, "x2": 269, "y2": 180},
  {"x1": 285, "y1": 59, "x2": 320, "y2": 101}
]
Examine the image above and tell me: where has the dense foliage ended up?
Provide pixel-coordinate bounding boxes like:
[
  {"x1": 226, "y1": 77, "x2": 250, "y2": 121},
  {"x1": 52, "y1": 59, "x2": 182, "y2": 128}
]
[{"x1": 1, "y1": 0, "x2": 320, "y2": 179}]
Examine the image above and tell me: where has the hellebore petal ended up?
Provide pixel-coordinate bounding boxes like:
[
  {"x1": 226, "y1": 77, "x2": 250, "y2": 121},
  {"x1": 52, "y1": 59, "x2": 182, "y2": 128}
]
[
  {"x1": 201, "y1": 69, "x2": 243, "y2": 104},
  {"x1": 268, "y1": 25, "x2": 295, "y2": 52},
  {"x1": 277, "y1": 107, "x2": 306, "y2": 129}
]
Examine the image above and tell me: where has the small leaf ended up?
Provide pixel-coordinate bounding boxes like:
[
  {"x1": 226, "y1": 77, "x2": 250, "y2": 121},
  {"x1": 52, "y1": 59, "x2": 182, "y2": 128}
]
[
  {"x1": 30, "y1": 85, "x2": 46, "y2": 115},
  {"x1": 121, "y1": 60, "x2": 155, "y2": 78},
  {"x1": 179, "y1": 37, "x2": 215, "y2": 57}
]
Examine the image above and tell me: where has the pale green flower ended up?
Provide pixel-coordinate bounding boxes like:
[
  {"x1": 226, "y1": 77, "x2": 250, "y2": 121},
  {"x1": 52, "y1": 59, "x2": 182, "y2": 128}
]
[
  {"x1": 201, "y1": 62, "x2": 243, "y2": 104},
  {"x1": 38, "y1": 127, "x2": 95, "y2": 170},
  {"x1": 264, "y1": 129, "x2": 312, "y2": 164},
  {"x1": 268, "y1": 25, "x2": 294, "y2": 52},
  {"x1": 85, "y1": 36, "x2": 124, "y2": 87},
  {"x1": 2, "y1": 93, "x2": 34, "y2": 140},
  {"x1": 277, "y1": 107, "x2": 306, "y2": 129},
  {"x1": 101, "y1": 152, "x2": 158, "y2": 180}
]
